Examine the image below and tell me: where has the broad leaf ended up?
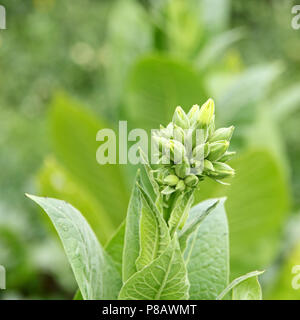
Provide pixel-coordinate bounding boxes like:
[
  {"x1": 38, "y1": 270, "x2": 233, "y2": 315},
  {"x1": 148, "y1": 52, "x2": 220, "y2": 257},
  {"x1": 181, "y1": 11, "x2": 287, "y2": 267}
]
[
  {"x1": 38, "y1": 157, "x2": 115, "y2": 243},
  {"x1": 27, "y1": 194, "x2": 122, "y2": 300},
  {"x1": 184, "y1": 198, "x2": 229, "y2": 300},
  {"x1": 217, "y1": 270, "x2": 264, "y2": 300},
  {"x1": 194, "y1": 149, "x2": 290, "y2": 278},
  {"x1": 135, "y1": 186, "x2": 170, "y2": 271},
  {"x1": 232, "y1": 275, "x2": 262, "y2": 300},
  {"x1": 50, "y1": 94, "x2": 129, "y2": 230},
  {"x1": 123, "y1": 55, "x2": 206, "y2": 131},
  {"x1": 119, "y1": 237, "x2": 189, "y2": 300},
  {"x1": 122, "y1": 173, "x2": 142, "y2": 282},
  {"x1": 168, "y1": 191, "x2": 194, "y2": 236},
  {"x1": 178, "y1": 200, "x2": 219, "y2": 252},
  {"x1": 105, "y1": 221, "x2": 125, "y2": 276}
]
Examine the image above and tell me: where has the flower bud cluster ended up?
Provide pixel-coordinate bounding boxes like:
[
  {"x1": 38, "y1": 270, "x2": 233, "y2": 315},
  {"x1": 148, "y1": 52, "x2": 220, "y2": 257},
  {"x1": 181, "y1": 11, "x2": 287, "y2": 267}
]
[{"x1": 152, "y1": 99, "x2": 235, "y2": 195}]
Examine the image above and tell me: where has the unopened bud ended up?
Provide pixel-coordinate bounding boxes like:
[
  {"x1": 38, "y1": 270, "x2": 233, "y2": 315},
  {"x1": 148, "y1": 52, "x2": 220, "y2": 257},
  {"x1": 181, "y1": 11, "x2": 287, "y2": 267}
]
[
  {"x1": 188, "y1": 104, "x2": 200, "y2": 124},
  {"x1": 192, "y1": 143, "x2": 210, "y2": 160},
  {"x1": 210, "y1": 162, "x2": 235, "y2": 179},
  {"x1": 197, "y1": 98, "x2": 215, "y2": 128},
  {"x1": 203, "y1": 159, "x2": 214, "y2": 173},
  {"x1": 173, "y1": 125, "x2": 185, "y2": 144},
  {"x1": 173, "y1": 106, "x2": 190, "y2": 129},
  {"x1": 169, "y1": 140, "x2": 186, "y2": 163},
  {"x1": 176, "y1": 180, "x2": 185, "y2": 192},
  {"x1": 184, "y1": 175, "x2": 199, "y2": 187},
  {"x1": 164, "y1": 175, "x2": 179, "y2": 186},
  {"x1": 209, "y1": 126, "x2": 234, "y2": 142},
  {"x1": 175, "y1": 163, "x2": 190, "y2": 179},
  {"x1": 218, "y1": 151, "x2": 236, "y2": 162},
  {"x1": 207, "y1": 140, "x2": 229, "y2": 161}
]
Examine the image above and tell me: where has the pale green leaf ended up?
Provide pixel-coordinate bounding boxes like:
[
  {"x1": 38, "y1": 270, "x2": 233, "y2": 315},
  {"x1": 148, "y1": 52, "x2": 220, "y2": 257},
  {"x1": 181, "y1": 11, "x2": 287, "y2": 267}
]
[
  {"x1": 50, "y1": 94, "x2": 129, "y2": 230},
  {"x1": 124, "y1": 55, "x2": 206, "y2": 131},
  {"x1": 194, "y1": 149, "x2": 290, "y2": 278},
  {"x1": 135, "y1": 186, "x2": 170, "y2": 271},
  {"x1": 27, "y1": 194, "x2": 122, "y2": 300},
  {"x1": 168, "y1": 191, "x2": 194, "y2": 236},
  {"x1": 105, "y1": 221, "x2": 125, "y2": 276},
  {"x1": 184, "y1": 198, "x2": 229, "y2": 299},
  {"x1": 119, "y1": 237, "x2": 189, "y2": 300},
  {"x1": 122, "y1": 173, "x2": 142, "y2": 282},
  {"x1": 232, "y1": 275, "x2": 262, "y2": 300},
  {"x1": 217, "y1": 270, "x2": 264, "y2": 300},
  {"x1": 178, "y1": 200, "x2": 219, "y2": 252},
  {"x1": 38, "y1": 157, "x2": 115, "y2": 244}
]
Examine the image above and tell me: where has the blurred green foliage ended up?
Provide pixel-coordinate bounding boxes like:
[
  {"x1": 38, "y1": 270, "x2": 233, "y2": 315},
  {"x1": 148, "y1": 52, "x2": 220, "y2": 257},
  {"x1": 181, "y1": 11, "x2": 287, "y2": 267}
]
[{"x1": 1, "y1": 0, "x2": 300, "y2": 299}]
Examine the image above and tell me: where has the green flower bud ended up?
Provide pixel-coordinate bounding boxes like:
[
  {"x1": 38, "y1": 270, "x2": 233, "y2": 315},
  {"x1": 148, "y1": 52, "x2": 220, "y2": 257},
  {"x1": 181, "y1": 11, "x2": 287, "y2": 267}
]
[
  {"x1": 175, "y1": 163, "x2": 190, "y2": 179},
  {"x1": 169, "y1": 140, "x2": 186, "y2": 163},
  {"x1": 158, "y1": 122, "x2": 174, "y2": 139},
  {"x1": 176, "y1": 180, "x2": 185, "y2": 192},
  {"x1": 172, "y1": 106, "x2": 190, "y2": 129},
  {"x1": 187, "y1": 104, "x2": 200, "y2": 124},
  {"x1": 203, "y1": 159, "x2": 215, "y2": 173},
  {"x1": 164, "y1": 175, "x2": 179, "y2": 186},
  {"x1": 173, "y1": 124, "x2": 185, "y2": 144},
  {"x1": 208, "y1": 115, "x2": 215, "y2": 138},
  {"x1": 218, "y1": 151, "x2": 236, "y2": 162},
  {"x1": 209, "y1": 126, "x2": 234, "y2": 143},
  {"x1": 210, "y1": 162, "x2": 235, "y2": 179},
  {"x1": 207, "y1": 140, "x2": 229, "y2": 161},
  {"x1": 197, "y1": 98, "x2": 215, "y2": 128},
  {"x1": 192, "y1": 143, "x2": 210, "y2": 160},
  {"x1": 184, "y1": 175, "x2": 199, "y2": 187}
]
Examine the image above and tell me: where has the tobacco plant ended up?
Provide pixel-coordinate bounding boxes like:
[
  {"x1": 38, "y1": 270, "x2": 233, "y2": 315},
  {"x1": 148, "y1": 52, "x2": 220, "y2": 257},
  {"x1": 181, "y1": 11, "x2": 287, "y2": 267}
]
[{"x1": 27, "y1": 99, "x2": 263, "y2": 300}]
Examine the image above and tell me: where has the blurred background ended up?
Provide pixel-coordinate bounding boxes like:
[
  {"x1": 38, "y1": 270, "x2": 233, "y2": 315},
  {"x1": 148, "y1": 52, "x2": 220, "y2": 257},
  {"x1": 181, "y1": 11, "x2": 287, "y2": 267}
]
[{"x1": 1, "y1": 0, "x2": 300, "y2": 299}]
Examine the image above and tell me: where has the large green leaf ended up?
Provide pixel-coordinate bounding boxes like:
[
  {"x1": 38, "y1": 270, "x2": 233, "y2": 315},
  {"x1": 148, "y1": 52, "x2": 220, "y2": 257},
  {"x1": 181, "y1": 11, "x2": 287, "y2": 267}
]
[
  {"x1": 123, "y1": 55, "x2": 206, "y2": 130},
  {"x1": 168, "y1": 191, "x2": 194, "y2": 236},
  {"x1": 50, "y1": 94, "x2": 129, "y2": 230},
  {"x1": 105, "y1": 221, "x2": 125, "y2": 276},
  {"x1": 135, "y1": 187, "x2": 170, "y2": 271},
  {"x1": 194, "y1": 149, "x2": 290, "y2": 278},
  {"x1": 27, "y1": 195, "x2": 122, "y2": 300},
  {"x1": 217, "y1": 270, "x2": 264, "y2": 300},
  {"x1": 122, "y1": 173, "x2": 142, "y2": 282},
  {"x1": 232, "y1": 275, "x2": 262, "y2": 300},
  {"x1": 118, "y1": 237, "x2": 189, "y2": 300},
  {"x1": 184, "y1": 198, "x2": 229, "y2": 299},
  {"x1": 38, "y1": 157, "x2": 115, "y2": 243},
  {"x1": 178, "y1": 200, "x2": 219, "y2": 252}
]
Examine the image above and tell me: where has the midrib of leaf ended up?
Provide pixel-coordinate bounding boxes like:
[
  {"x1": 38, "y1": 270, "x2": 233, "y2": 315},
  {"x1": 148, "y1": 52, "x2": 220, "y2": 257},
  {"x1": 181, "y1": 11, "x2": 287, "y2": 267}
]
[
  {"x1": 154, "y1": 247, "x2": 176, "y2": 300},
  {"x1": 184, "y1": 230, "x2": 197, "y2": 266},
  {"x1": 216, "y1": 270, "x2": 264, "y2": 300},
  {"x1": 151, "y1": 215, "x2": 159, "y2": 262}
]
